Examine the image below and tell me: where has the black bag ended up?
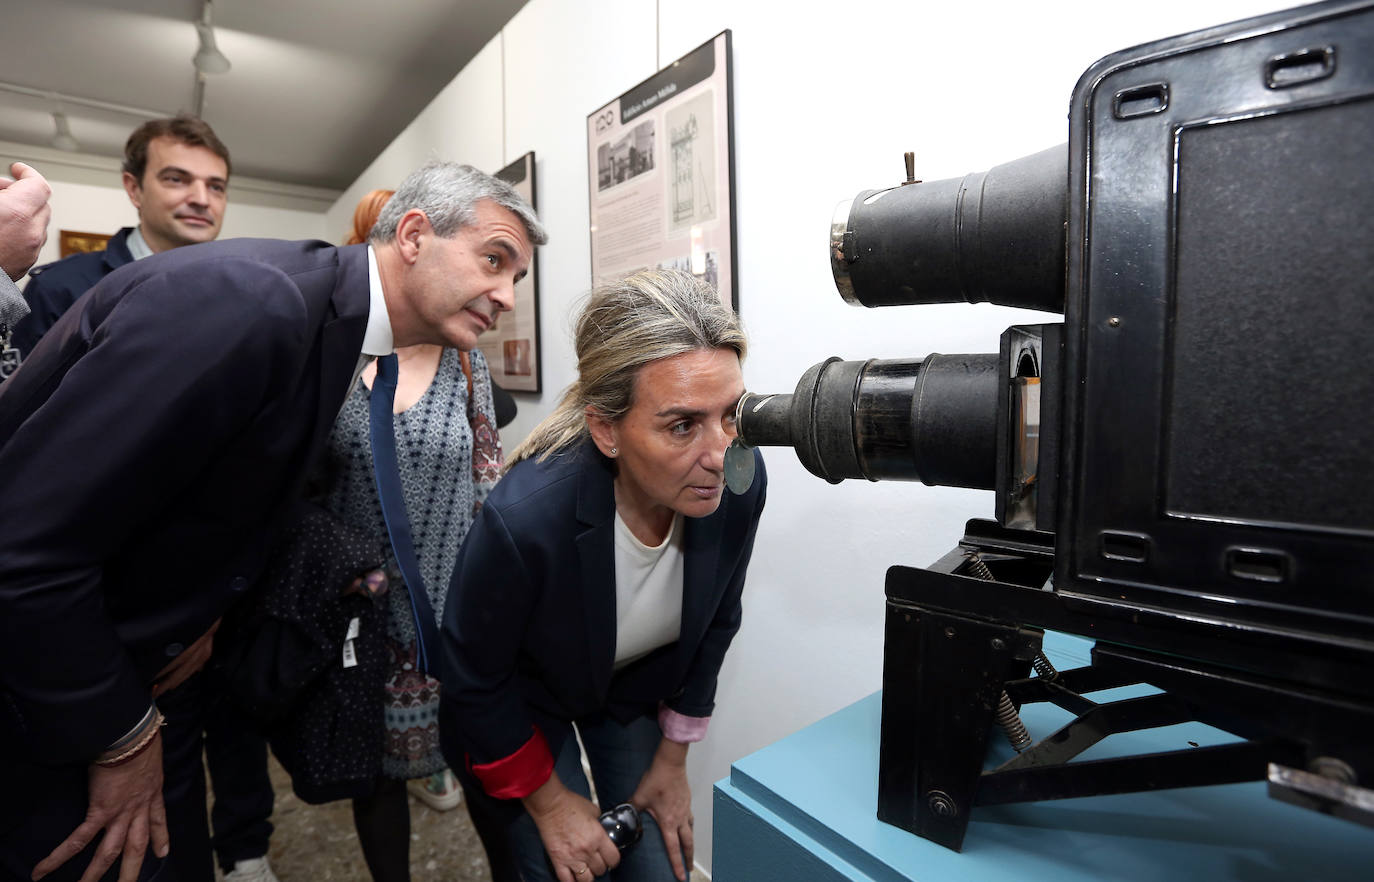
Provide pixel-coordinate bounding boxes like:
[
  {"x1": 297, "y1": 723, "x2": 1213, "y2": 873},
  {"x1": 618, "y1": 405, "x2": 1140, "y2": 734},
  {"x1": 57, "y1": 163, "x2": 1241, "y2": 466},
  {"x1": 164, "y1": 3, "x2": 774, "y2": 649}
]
[{"x1": 215, "y1": 505, "x2": 390, "y2": 803}]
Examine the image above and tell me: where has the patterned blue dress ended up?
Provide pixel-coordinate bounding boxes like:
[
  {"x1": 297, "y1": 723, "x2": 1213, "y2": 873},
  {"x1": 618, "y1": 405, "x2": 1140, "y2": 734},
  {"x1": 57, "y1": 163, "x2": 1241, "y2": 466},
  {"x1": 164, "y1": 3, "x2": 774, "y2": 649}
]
[{"x1": 313, "y1": 347, "x2": 502, "y2": 779}]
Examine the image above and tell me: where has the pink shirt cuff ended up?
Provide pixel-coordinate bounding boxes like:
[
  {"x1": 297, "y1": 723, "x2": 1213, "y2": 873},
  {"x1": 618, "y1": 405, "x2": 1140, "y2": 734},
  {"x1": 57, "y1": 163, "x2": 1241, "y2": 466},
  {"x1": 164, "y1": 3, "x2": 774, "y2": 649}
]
[{"x1": 658, "y1": 703, "x2": 710, "y2": 743}]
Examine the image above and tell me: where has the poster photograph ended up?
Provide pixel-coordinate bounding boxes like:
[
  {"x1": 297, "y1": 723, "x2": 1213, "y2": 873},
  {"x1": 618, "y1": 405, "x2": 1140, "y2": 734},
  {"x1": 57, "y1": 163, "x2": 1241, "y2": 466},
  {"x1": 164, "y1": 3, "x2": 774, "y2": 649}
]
[
  {"x1": 482, "y1": 151, "x2": 542, "y2": 392},
  {"x1": 587, "y1": 30, "x2": 737, "y2": 308}
]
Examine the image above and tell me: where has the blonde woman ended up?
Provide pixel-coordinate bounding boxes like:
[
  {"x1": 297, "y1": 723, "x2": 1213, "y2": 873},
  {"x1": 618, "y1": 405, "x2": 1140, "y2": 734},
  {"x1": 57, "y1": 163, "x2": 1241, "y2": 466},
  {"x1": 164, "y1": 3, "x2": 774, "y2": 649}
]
[{"x1": 439, "y1": 269, "x2": 767, "y2": 882}]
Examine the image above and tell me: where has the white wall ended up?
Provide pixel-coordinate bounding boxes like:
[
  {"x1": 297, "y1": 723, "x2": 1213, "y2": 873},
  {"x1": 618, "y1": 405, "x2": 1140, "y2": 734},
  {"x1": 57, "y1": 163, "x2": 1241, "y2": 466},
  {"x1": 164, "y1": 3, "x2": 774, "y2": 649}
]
[
  {"x1": 320, "y1": 36, "x2": 508, "y2": 240},
  {"x1": 324, "y1": 0, "x2": 1295, "y2": 872}
]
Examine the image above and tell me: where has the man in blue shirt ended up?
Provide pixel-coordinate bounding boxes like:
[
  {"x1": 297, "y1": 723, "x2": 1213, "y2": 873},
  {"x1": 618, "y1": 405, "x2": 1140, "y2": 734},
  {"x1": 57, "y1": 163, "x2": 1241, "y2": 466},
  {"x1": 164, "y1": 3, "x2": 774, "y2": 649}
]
[{"x1": 9, "y1": 114, "x2": 230, "y2": 360}]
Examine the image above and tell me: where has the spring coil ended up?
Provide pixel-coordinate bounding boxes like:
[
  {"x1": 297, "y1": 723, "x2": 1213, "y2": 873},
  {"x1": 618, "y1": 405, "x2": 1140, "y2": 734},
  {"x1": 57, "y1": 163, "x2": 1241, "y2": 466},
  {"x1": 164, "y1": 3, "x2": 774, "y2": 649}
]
[
  {"x1": 965, "y1": 551, "x2": 1036, "y2": 751},
  {"x1": 1032, "y1": 652, "x2": 1058, "y2": 680},
  {"x1": 963, "y1": 551, "x2": 995, "y2": 581},
  {"x1": 996, "y1": 691, "x2": 1032, "y2": 751}
]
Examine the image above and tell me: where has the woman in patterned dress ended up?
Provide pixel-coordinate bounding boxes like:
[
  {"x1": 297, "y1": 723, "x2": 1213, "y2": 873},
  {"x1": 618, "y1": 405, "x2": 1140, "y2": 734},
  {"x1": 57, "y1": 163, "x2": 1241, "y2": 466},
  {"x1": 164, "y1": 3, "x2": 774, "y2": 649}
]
[{"x1": 308, "y1": 189, "x2": 512, "y2": 882}]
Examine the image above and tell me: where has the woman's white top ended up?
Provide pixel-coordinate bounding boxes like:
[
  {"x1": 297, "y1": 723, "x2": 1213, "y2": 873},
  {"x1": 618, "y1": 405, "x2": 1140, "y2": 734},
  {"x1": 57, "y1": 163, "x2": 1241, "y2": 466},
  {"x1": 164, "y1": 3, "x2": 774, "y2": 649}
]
[{"x1": 612, "y1": 510, "x2": 685, "y2": 669}]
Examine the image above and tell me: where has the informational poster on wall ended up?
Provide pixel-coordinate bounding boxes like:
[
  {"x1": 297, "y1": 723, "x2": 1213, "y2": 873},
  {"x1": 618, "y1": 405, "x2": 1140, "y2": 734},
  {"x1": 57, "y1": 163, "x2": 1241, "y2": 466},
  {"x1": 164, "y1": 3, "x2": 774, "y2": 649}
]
[
  {"x1": 483, "y1": 151, "x2": 541, "y2": 392},
  {"x1": 586, "y1": 30, "x2": 737, "y2": 309}
]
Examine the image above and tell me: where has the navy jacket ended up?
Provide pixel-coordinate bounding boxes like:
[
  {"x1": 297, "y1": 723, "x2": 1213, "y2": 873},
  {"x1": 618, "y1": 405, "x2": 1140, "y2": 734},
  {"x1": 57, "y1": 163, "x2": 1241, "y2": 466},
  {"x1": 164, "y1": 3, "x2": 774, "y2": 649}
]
[
  {"x1": 0, "y1": 238, "x2": 370, "y2": 765},
  {"x1": 438, "y1": 439, "x2": 766, "y2": 791},
  {"x1": 11, "y1": 226, "x2": 136, "y2": 358}
]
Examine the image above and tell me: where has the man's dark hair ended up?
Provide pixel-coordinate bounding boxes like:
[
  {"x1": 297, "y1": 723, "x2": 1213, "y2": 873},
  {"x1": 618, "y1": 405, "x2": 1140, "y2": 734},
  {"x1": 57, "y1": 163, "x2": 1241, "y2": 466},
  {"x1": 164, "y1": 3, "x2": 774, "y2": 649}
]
[{"x1": 122, "y1": 114, "x2": 232, "y2": 183}]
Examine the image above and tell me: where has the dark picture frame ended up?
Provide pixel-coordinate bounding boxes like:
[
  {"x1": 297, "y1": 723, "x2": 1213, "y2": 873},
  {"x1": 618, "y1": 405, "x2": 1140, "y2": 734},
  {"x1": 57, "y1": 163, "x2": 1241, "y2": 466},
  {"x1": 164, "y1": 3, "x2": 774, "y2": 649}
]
[{"x1": 483, "y1": 151, "x2": 542, "y2": 393}]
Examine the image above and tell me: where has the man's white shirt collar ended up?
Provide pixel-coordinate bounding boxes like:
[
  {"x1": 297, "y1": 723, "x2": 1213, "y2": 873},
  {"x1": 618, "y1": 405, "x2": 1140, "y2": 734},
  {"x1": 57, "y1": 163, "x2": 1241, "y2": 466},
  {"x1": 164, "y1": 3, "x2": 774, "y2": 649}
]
[{"x1": 361, "y1": 245, "x2": 393, "y2": 357}]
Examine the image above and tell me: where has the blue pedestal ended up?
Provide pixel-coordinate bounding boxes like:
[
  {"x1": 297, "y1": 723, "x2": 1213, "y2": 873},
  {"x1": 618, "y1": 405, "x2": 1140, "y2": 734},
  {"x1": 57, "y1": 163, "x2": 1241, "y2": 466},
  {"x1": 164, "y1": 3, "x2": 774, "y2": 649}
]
[{"x1": 713, "y1": 633, "x2": 1373, "y2": 881}]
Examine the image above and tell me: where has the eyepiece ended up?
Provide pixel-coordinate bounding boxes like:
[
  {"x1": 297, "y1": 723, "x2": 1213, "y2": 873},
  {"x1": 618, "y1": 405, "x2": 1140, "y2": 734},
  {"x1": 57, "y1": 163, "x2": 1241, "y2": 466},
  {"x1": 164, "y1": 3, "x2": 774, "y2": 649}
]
[{"x1": 736, "y1": 355, "x2": 1000, "y2": 489}]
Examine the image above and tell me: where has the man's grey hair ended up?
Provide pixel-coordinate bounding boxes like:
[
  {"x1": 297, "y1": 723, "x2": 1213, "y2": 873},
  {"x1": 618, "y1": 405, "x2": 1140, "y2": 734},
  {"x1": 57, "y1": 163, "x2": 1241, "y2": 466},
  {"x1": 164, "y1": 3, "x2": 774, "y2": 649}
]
[{"x1": 368, "y1": 161, "x2": 547, "y2": 246}]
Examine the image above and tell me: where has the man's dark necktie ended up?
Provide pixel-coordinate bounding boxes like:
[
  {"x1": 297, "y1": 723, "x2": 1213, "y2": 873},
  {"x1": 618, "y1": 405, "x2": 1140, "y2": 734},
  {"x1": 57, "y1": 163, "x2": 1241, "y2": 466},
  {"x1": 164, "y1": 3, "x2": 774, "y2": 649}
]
[{"x1": 369, "y1": 353, "x2": 439, "y2": 675}]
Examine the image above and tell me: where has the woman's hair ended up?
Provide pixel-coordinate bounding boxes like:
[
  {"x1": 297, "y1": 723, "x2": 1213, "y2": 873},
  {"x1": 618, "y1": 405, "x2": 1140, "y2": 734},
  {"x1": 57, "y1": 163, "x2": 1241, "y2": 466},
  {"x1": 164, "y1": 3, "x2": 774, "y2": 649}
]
[
  {"x1": 344, "y1": 189, "x2": 395, "y2": 245},
  {"x1": 508, "y1": 268, "x2": 747, "y2": 467}
]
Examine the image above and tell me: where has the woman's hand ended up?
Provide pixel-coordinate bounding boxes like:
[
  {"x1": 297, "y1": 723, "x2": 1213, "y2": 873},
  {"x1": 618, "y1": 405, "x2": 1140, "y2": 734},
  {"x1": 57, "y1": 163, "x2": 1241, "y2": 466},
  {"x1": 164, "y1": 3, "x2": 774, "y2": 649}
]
[
  {"x1": 522, "y1": 775, "x2": 619, "y2": 881},
  {"x1": 630, "y1": 738, "x2": 694, "y2": 881}
]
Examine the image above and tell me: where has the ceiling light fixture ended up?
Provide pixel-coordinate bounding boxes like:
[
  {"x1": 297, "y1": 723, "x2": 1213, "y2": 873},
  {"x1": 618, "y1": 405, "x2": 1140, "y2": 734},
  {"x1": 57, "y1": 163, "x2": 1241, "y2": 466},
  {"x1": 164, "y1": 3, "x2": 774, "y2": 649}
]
[
  {"x1": 192, "y1": 72, "x2": 209, "y2": 118},
  {"x1": 50, "y1": 110, "x2": 80, "y2": 152},
  {"x1": 193, "y1": 1, "x2": 231, "y2": 75}
]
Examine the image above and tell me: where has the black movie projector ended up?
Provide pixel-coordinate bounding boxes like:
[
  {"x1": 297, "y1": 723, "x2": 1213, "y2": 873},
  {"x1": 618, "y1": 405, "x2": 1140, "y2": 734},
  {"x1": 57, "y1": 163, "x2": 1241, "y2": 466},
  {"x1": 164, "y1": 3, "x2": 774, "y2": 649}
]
[{"x1": 731, "y1": 0, "x2": 1374, "y2": 852}]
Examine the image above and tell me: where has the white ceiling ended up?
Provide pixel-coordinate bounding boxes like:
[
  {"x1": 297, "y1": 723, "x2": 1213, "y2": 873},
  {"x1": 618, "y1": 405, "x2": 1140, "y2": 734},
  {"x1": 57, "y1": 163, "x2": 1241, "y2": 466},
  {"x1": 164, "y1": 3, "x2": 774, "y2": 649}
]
[{"x1": 0, "y1": 0, "x2": 529, "y2": 191}]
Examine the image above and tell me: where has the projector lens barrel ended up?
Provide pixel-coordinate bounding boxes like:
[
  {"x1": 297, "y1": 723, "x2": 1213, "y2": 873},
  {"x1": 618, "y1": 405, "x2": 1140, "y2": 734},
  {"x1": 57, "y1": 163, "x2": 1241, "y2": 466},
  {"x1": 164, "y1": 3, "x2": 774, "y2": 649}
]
[
  {"x1": 737, "y1": 354, "x2": 1000, "y2": 489},
  {"x1": 831, "y1": 145, "x2": 1068, "y2": 313}
]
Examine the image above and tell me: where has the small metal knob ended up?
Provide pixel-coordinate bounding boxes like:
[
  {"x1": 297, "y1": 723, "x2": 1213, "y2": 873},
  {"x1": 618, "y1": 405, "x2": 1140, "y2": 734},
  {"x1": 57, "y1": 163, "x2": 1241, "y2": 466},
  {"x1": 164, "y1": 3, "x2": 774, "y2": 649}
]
[{"x1": 902, "y1": 151, "x2": 921, "y2": 186}]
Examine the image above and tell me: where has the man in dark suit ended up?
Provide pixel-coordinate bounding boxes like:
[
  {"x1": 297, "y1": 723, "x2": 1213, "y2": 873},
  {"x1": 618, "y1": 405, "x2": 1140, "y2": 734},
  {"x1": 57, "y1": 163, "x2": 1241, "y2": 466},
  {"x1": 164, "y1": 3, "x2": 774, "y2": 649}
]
[
  {"x1": 0, "y1": 161, "x2": 545, "y2": 882},
  {"x1": 2, "y1": 116, "x2": 280, "y2": 882}
]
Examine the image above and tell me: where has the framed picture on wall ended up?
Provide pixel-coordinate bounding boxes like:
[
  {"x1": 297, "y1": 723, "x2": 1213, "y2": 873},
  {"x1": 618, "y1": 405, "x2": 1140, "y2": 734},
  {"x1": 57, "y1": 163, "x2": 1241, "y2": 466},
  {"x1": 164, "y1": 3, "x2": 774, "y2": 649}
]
[
  {"x1": 59, "y1": 230, "x2": 112, "y2": 258},
  {"x1": 586, "y1": 30, "x2": 738, "y2": 309},
  {"x1": 482, "y1": 151, "x2": 542, "y2": 393}
]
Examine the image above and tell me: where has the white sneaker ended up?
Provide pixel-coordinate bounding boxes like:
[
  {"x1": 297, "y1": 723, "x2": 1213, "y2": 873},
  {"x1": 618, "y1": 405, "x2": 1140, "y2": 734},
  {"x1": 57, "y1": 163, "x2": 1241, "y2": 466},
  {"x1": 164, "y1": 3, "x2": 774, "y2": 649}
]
[
  {"x1": 407, "y1": 768, "x2": 463, "y2": 811},
  {"x1": 223, "y1": 857, "x2": 280, "y2": 882}
]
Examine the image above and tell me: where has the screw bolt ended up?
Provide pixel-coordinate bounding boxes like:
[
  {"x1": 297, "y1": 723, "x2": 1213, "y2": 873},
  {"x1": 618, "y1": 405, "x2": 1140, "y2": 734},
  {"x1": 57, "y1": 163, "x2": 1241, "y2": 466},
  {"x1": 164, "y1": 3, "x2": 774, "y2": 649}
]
[{"x1": 927, "y1": 791, "x2": 958, "y2": 818}]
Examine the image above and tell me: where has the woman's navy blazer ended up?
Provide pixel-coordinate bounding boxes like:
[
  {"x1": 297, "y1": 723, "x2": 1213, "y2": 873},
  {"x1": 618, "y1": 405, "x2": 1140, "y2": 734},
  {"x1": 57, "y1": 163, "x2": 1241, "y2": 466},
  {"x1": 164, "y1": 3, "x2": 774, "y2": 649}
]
[{"x1": 438, "y1": 438, "x2": 766, "y2": 787}]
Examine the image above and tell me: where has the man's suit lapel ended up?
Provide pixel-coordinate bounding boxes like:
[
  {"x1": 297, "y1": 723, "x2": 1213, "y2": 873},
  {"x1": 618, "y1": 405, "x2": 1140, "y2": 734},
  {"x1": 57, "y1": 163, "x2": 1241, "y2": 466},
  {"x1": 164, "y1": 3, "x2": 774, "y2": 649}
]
[
  {"x1": 574, "y1": 444, "x2": 619, "y2": 700},
  {"x1": 309, "y1": 244, "x2": 370, "y2": 456}
]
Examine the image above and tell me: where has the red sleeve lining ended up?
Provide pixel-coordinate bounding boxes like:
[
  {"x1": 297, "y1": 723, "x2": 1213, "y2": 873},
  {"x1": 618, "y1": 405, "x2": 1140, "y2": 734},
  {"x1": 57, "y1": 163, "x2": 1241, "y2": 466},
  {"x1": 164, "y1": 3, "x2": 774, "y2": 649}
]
[{"x1": 468, "y1": 726, "x2": 555, "y2": 799}]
